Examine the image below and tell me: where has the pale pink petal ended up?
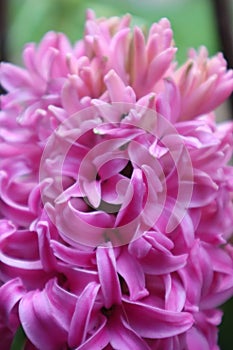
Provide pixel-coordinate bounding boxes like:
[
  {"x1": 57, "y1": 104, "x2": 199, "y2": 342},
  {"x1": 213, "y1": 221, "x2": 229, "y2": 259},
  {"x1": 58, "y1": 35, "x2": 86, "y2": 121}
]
[{"x1": 0, "y1": 63, "x2": 31, "y2": 91}]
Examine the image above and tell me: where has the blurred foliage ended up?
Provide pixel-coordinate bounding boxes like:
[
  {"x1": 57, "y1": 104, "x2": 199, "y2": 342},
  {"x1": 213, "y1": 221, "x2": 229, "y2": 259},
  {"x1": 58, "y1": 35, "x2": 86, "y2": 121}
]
[
  {"x1": 219, "y1": 297, "x2": 233, "y2": 349},
  {"x1": 9, "y1": 0, "x2": 219, "y2": 64},
  {"x1": 6, "y1": 0, "x2": 233, "y2": 349}
]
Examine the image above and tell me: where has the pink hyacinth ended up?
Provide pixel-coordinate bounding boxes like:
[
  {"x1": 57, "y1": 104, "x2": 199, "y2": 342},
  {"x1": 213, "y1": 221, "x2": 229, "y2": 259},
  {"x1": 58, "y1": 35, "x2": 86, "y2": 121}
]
[{"x1": 0, "y1": 9, "x2": 233, "y2": 350}]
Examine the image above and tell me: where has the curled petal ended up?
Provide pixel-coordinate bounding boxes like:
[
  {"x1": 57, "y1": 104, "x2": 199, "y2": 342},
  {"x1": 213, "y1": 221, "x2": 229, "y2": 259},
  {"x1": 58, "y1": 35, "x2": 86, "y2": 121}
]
[
  {"x1": 19, "y1": 279, "x2": 76, "y2": 350},
  {"x1": 117, "y1": 246, "x2": 149, "y2": 300},
  {"x1": 123, "y1": 298, "x2": 194, "y2": 338}
]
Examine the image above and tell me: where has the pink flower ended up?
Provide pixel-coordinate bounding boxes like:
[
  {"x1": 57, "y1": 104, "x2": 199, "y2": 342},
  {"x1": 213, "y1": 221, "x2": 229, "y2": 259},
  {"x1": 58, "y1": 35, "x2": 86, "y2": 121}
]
[
  {"x1": 18, "y1": 246, "x2": 193, "y2": 350},
  {"x1": 174, "y1": 46, "x2": 233, "y2": 119},
  {"x1": 0, "y1": 10, "x2": 233, "y2": 350}
]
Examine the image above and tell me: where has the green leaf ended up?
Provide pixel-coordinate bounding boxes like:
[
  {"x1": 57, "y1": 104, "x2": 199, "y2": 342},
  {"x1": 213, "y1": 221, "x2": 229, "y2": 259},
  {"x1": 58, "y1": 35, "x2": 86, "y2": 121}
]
[{"x1": 11, "y1": 326, "x2": 26, "y2": 350}]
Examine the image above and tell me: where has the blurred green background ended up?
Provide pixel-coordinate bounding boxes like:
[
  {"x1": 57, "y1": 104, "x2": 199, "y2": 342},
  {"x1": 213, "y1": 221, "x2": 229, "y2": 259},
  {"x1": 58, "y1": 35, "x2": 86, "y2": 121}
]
[
  {"x1": 8, "y1": 0, "x2": 220, "y2": 64},
  {"x1": 3, "y1": 0, "x2": 233, "y2": 349}
]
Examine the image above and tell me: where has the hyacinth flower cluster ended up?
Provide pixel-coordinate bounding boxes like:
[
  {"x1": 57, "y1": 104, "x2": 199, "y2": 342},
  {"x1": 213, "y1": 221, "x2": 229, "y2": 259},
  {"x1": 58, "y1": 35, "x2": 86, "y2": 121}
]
[{"x1": 1, "y1": 10, "x2": 233, "y2": 350}]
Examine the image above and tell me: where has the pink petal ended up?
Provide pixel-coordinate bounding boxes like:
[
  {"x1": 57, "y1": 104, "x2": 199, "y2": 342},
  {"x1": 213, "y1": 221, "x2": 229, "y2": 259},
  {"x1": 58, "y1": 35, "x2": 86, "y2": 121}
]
[
  {"x1": 0, "y1": 278, "x2": 26, "y2": 348},
  {"x1": 19, "y1": 279, "x2": 75, "y2": 350},
  {"x1": 156, "y1": 78, "x2": 181, "y2": 122},
  {"x1": 115, "y1": 169, "x2": 146, "y2": 226},
  {"x1": 116, "y1": 246, "x2": 149, "y2": 300},
  {"x1": 0, "y1": 63, "x2": 31, "y2": 91},
  {"x1": 69, "y1": 282, "x2": 100, "y2": 347},
  {"x1": 75, "y1": 316, "x2": 109, "y2": 350},
  {"x1": 104, "y1": 69, "x2": 136, "y2": 103},
  {"x1": 123, "y1": 298, "x2": 194, "y2": 338},
  {"x1": 51, "y1": 240, "x2": 95, "y2": 268},
  {"x1": 108, "y1": 308, "x2": 150, "y2": 350},
  {"x1": 0, "y1": 277, "x2": 25, "y2": 323},
  {"x1": 96, "y1": 245, "x2": 121, "y2": 308},
  {"x1": 185, "y1": 327, "x2": 210, "y2": 350}
]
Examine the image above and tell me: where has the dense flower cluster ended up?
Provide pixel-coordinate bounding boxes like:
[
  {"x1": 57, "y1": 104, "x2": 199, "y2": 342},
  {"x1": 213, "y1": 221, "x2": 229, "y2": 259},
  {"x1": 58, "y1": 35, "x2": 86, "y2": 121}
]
[{"x1": 0, "y1": 10, "x2": 233, "y2": 350}]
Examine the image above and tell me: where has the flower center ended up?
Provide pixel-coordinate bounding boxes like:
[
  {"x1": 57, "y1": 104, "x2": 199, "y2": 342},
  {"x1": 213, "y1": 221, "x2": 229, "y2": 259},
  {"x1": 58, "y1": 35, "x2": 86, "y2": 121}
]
[
  {"x1": 101, "y1": 305, "x2": 115, "y2": 318},
  {"x1": 120, "y1": 161, "x2": 133, "y2": 178}
]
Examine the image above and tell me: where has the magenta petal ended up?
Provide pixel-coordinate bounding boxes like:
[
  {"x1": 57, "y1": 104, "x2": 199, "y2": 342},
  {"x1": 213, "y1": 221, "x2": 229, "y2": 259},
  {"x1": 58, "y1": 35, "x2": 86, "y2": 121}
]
[
  {"x1": 109, "y1": 28, "x2": 131, "y2": 82},
  {"x1": 36, "y1": 221, "x2": 58, "y2": 272},
  {"x1": 96, "y1": 245, "x2": 121, "y2": 308},
  {"x1": 200, "y1": 245, "x2": 233, "y2": 308},
  {"x1": 51, "y1": 240, "x2": 95, "y2": 268},
  {"x1": 98, "y1": 159, "x2": 128, "y2": 181},
  {"x1": 19, "y1": 292, "x2": 65, "y2": 350},
  {"x1": 54, "y1": 200, "x2": 115, "y2": 246},
  {"x1": 41, "y1": 279, "x2": 77, "y2": 331},
  {"x1": 146, "y1": 48, "x2": 176, "y2": 87},
  {"x1": 104, "y1": 69, "x2": 136, "y2": 103},
  {"x1": 61, "y1": 75, "x2": 82, "y2": 114},
  {"x1": 101, "y1": 174, "x2": 129, "y2": 204},
  {"x1": 191, "y1": 170, "x2": 218, "y2": 207},
  {"x1": 156, "y1": 78, "x2": 181, "y2": 122},
  {"x1": 19, "y1": 279, "x2": 75, "y2": 350},
  {"x1": 0, "y1": 277, "x2": 25, "y2": 323},
  {"x1": 108, "y1": 308, "x2": 150, "y2": 350},
  {"x1": 134, "y1": 236, "x2": 187, "y2": 275},
  {"x1": 128, "y1": 236, "x2": 152, "y2": 258},
  {"x1": 75, "y1": 316, "x2": 109, "y2": 350},
  {"x1": 68, "y1": 282, "x2": 100, "y2": 347},
  {"x1": 0, "y1": 278, "x2": 26, "y2": 348},
  {"x1": 0, "y1": 225, "x2": 52, "y2": 289},
  {"x1": 131, "y1": 27, "x2": 147, "y2": 90},
  {"x1": 117, "y1": 247, "x2": 149, "y2": 300},
  {"x1": 123, "y1": 298, "x2": 194, "y2": 338},
  {"x1": 58, "y1": 264, "x2": 99, "y2": 295},
  {"x1": 146, "y1": 336, "x2": 182, "y2": 350},
  {"x1": 115, "y1": 169, "x2": 146, "y2": 226},
  {"x1": 185, "y1": 327, "x2": 210, "y2": 350},
  {"x1": 0, "y1": 229, "x2": 41, "y2": 270},
  {"x1": 164, "y1": 274, "x2": 186, "y2": 312}
]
